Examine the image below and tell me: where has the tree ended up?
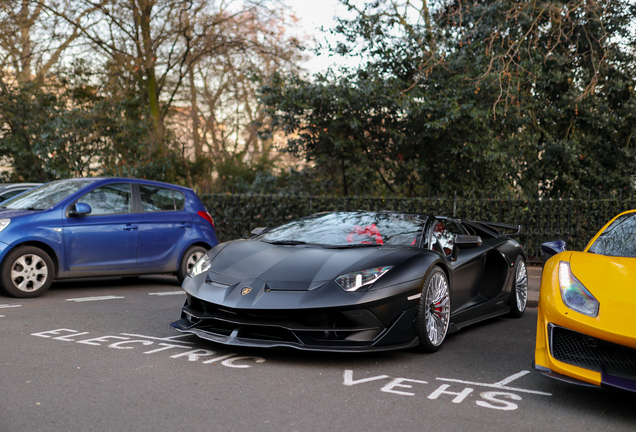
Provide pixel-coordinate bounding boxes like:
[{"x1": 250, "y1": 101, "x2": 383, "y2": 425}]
[{"x1": 261, "y1": 0, "x2": 636, "y2": 195}]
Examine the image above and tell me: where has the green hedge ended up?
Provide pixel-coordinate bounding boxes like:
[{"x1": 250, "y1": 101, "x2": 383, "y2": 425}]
[{"x1": 200, "y1": 192, "x2": 636, "y2": 262}]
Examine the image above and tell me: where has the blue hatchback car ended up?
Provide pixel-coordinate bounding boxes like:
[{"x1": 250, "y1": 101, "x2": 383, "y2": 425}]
[{"x1": 0, "y1": 178, "x2": 218, "y2": 298}]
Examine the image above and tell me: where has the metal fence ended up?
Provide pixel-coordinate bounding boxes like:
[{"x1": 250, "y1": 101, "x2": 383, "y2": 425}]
[{"x1": 200, "y1": 191, "x2": 636, "y2": 262}]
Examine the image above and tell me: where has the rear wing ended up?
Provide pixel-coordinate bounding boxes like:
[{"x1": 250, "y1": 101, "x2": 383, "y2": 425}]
[{"x1": 465, "y1": 220, "x2": 523, "y2": 237}]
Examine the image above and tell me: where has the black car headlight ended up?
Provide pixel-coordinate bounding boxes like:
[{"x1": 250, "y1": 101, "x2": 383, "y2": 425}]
[
  {"x1": 188, "y1": 254, "x2": 211, "y2": 278},
  {"x1": 558, "y1": 261, "x2": 599, "y2": 317},
  {"x1": 335, "y1": 266, "x2": 393, "y2": 292}
]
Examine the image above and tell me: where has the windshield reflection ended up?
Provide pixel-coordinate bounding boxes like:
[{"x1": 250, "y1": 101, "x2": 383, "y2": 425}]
[
  {"x1": 257, "y1": 212, "x2": 427, "y2": 246},
  {"x1": 589, "y1": 213, "x2": 636, "y2": 258},
  {"x1": 0, "y1": 179, "x2": 96, "y2": 210}
]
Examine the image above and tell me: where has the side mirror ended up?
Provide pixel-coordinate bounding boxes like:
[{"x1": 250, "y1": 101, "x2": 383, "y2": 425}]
[
  {"x1": 541, "y1": 240, "x2": 566, "y2": 266},
  {"x1": 455, "y1": 235, "x2": 483, "y2": 249},
  {"x1": 451, "y1": 235, "x2": 483, "y2": 261},
  {"x1": 69, "y1": 202, "x2": 92, "y2": 217},
  {"x1": 251, "y1": 227, "x2": 268, "y2": 236}
]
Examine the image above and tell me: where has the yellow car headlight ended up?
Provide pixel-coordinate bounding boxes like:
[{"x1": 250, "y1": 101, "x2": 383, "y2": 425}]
[{"x1": 559, "y1": 261, "x2": 599, "y2": 317}]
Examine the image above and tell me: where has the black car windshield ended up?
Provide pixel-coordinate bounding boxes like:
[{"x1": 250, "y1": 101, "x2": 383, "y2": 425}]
[
  {"x1": 588, "y1": 212, "x2": 636, "y2": 257},
  {"x1": 257, "y1": 212, "x2": 427, "y2": 246},
  {"x1": 0, "y1": 179, "x2": 96, "y2": 210}
]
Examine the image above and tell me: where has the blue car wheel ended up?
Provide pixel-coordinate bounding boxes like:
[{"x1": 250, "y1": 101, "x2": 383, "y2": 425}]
[
  {"x1": 1, "y1": 246, "x2": 55, "y2": 298},
  {"x1": 177, "y1": 245, "x2": 207, "y2": 284}
]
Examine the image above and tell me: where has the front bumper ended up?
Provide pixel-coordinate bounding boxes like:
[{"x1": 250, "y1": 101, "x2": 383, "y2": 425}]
[
  {"x1": 534, "y1": 256, "x2": 636, "y2": 393},
  {"x1": 170, "y1": 293, "x2": 420, "y2": 352},
  {"x1": 534, "y1": 324, "x2": 636, "y2": 393}
]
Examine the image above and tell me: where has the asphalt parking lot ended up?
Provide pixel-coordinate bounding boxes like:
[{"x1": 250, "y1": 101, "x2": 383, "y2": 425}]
[{"x1": 1, "y1": 276, "x2": 634, "y2": 432}]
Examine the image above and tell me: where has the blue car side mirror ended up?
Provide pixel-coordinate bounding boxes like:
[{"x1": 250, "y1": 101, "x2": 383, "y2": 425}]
[
  {"x1": 70, "y1": 202, "x2": 92, "y2": 217},
  {"x1": 541, "y1": 240, "x2": 566, "y2": 266}
]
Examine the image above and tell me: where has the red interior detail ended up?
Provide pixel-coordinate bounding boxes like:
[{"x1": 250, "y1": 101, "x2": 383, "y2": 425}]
[{"x1": 346, "y1": 223, "x2": 384, "y2": 245}]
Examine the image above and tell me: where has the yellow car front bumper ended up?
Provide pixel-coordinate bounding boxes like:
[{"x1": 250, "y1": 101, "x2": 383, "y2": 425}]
[{"x1": 534, "y1": 253, "x2": 636, "y2": 393}]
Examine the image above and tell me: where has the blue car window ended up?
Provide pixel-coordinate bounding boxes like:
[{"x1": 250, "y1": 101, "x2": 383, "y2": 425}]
[
  {"x1": 78, "y1": 183, "x2": 132, "y2": 215},
  {"x1": 174, "y1": 191, "x2": 185, "y2": 210},
  {"x1": 139, "y1": 185, "x2": 181, "y2": 212},
  {"x1": 1, "y1": 179, "x2": 95, "y2": 210},
  {"x1": 0, "y1": 189, "x2": 27, "y2": 202}
]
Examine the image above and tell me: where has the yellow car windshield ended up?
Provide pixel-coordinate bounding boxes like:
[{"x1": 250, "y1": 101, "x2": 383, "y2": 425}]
[{"x1": 588, "y1": 213, "x2": 636, "y2": 257}]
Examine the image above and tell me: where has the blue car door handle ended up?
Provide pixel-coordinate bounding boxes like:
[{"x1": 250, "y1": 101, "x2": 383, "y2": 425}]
[
  {"x1": 124, "y1": 224, "x2": 138, "y2": 231},
  {"x1": 178, "y1": 223, "x2": 191, "y2": 228}
]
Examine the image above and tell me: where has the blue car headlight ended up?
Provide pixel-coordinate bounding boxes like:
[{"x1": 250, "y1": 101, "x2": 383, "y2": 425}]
[
  {"x1": 188, "y1": 254, "x2": 211, "y2": 278},
  {"x1": 335, "y1": 266, "x2": 393, "y2": 292},
  {"x1": 558, "y1": 261, "x2": 599, "y2": 317},
  {"x1": 0, "y1": 219, "x2": 10, "y2": 232}
]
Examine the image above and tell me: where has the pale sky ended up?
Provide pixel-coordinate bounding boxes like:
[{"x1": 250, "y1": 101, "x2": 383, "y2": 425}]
[{"x1": 284, "y1": 0, "x2": 354, "y2": 74}]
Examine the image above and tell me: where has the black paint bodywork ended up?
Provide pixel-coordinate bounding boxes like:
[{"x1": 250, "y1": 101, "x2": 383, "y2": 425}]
[{"x1": 171, "y1": 213, "x2": 526, "y2": 352}]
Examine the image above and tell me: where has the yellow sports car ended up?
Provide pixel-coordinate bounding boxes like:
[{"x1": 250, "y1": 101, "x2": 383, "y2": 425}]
[{"x1": 534, "y1": 209, "x2": 636, "y2": 393}]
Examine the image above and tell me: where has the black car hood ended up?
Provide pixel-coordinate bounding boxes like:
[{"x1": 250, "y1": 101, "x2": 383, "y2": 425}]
[{"x1": 206, "y1": 239, "x2": 412, "y2": 290}]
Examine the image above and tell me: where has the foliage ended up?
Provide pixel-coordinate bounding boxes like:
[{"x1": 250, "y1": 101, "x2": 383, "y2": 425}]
[
  {"x1": 0, "y1": 70, "x2": 205, "y2": 184},
  {"x1": 0, "y1": 1, "x2": 304, "y2": 187},
  {"x1": 260, "y1": 0, "x2": 636, "y2": 196}
]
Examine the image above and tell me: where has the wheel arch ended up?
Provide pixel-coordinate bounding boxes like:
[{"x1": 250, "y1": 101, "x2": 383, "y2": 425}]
[{"x1": 3, "y1": 241, "x2": 60, "y2": 278}]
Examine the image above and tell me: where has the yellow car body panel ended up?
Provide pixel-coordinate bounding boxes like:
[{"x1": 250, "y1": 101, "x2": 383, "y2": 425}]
[{"x1": 534, "y1": 209, "x2": 636, "y2": 391}]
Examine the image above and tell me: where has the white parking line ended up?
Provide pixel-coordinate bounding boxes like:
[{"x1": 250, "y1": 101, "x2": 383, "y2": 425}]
[
  {"x1": 148, "y1": 291, "x2": 186, "y2": 296},
  {"x1": 436, "y1": 371, "x2": 552, "y2": 396},
  {"x1": 0, "y1": 304, "x2": 21, "y2": 309},
  {"x1": 66, "y1": 296, "x2": 125, "y2": 302},
  {"x1": 119, "y1": 333, "x2": 193, "y2": 343}
]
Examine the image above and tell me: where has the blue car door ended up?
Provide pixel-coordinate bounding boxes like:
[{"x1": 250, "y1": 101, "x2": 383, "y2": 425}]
[
  {"x1": 136, "y1": 184, "x2": 192, "y2": 270},
  {"x1": 63, "y1": 182, "x2": 140, "y2": 271}
]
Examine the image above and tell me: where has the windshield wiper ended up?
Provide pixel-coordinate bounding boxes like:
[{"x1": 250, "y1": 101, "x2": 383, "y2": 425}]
[
  {"x1": 328, "y1": 243, "x2": 381, "y2": 248},
  {"x1": 262, "y1": 240, "x2": 307, "y2": 245},
  {"x1": 26, "y1": 207, "x2": 45, "y2": 211}
]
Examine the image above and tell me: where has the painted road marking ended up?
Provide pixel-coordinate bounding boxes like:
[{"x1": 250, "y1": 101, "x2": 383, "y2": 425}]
[
  {"x1": 148, "y1": 291, "x2": 186, "y2": 296},
  {"x1": 120, "y1": 333, "x2": 192, "y2": 343},
  {"x1": 343, "y1": 370, "x2": 551, "y2": 411},
  {"x1": 31, "y1": 328, "x2": 266, "y2": 368},
  {"x1": 436, "y1": 371, "x2": 552, "y2": 396},
  {"x1": 1, "y1": 304, "x2": 22, "y2": 318},
  {"x1": 66, "y1": 296, "x2": 125, "y2": 302}
]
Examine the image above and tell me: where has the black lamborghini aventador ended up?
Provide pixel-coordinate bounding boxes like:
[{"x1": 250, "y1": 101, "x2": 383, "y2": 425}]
[{"x1": 171, "y1": 211, "x2": 528, "y2": 353}]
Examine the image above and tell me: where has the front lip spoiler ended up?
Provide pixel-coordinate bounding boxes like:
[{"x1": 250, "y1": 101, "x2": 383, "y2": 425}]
[
  {"x1": 532, "y1": 361, "x2": 598, "y2": 388},
  {"x1": 532, "y1": 362, "x2": 636, "y2": 394},
  {"x1": 170, "y1": 320, "x2": 419, "y2": 352}
]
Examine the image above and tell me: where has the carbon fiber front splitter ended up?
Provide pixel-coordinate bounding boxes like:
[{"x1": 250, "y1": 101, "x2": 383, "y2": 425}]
[{"x1": 170, "y1": 305, "x2": 420, "y2": 353}]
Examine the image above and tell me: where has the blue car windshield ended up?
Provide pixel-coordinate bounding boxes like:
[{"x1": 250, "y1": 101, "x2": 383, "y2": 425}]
[
  {"x1": 0, "y1": 179, "x2": 96, "y2": 210},
  {"x1": 588, "y1": 212, "x2": 636, "y2": 258},
  {"x1": 257, "y1": 212, "x2": 427, "y2": 246}
]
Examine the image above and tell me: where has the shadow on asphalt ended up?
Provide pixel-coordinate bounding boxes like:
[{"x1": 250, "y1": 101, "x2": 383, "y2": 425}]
[{"x1": 48, "y1": 274, "x2": 181, "y2": 292}]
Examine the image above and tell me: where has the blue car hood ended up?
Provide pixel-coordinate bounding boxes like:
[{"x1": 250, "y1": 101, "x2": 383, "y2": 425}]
[{"x1": 0, "y1": 208, "x2": 43, "y2": 219}]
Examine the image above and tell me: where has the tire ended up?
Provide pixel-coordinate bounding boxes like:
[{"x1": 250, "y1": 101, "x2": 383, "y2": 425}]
[
  {"x1": 414, "y1": 266, "x2": 451, "y2": 353},
  {"x1": 508, "y1": 256, "x2": 528, "y2": 318},
  {"x1": 0, "y1": 246, "x2": 55, "y2": 298},
  {"x1": 177, "y1": 246, "x2": 208, "y2": 283}
]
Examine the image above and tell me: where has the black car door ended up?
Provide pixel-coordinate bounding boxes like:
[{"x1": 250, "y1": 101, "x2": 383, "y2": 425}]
[{"x1": 433, "y1": 219, "x2": 490, "y2": 313}]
